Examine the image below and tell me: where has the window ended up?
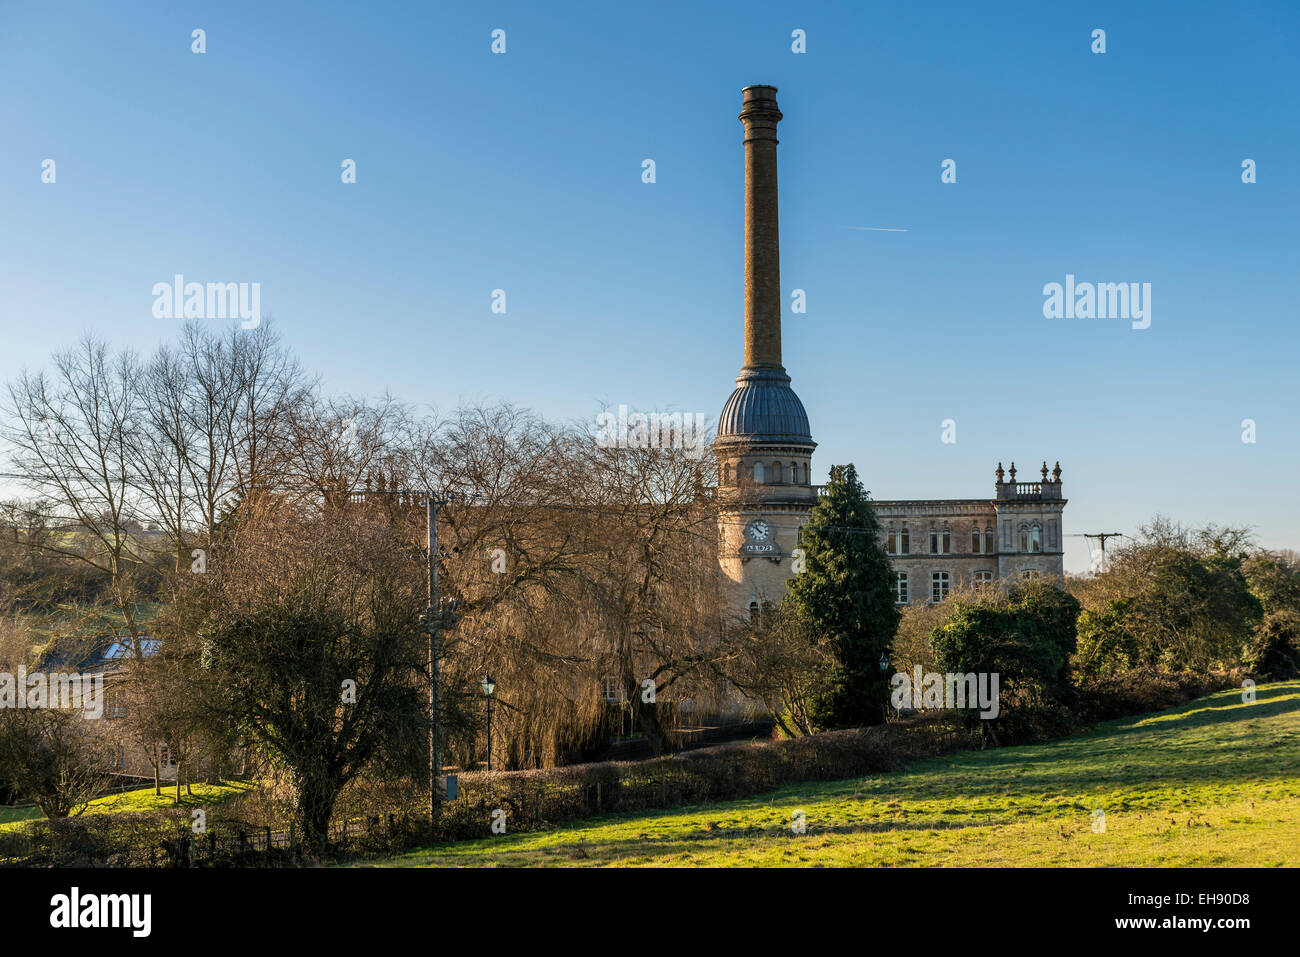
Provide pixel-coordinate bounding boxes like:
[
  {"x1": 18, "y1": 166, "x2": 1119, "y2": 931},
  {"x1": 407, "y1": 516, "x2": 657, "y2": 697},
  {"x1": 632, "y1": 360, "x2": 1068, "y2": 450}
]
[
  {"x1": 1048, "y1": 519, "x2": 1058, "y2": 549},
  {"x1": 898, "y1": 527, "x2": 910, "y2": 554},
  {"x1": 1030, "y1": 524, "x2": 1041, "y2": 553},
  {"x1": 985, "y1": 528, "x2": 995, "y2": 554},
  {"x1": 1019, "y1": 524, "x2": 1029, "y2": 552},
  {"x1": 895, "y1": 572, "x2": 909, "y2": 604},
  {"x1": 887, "y1": 528, "x2": 897, "y2": 554},
  {"x1": 971, "y1": 528, "x2": 982, "y2": 553},
  {"x1": 106, "y1": 691, "x2": 125, "y2": 719},
  {"x1": 753, "y1": 462, "x2": 765, "y2": 484},
  {"x1": 771, "y1": 461, "x2": 783, "y2": 483},
  {"x1": 931, "y1": 571, "x2": 950, "y2": 603},
  {"x1": 931, "y1": 525, "x2": 950, "y2": 555},
  {"x1": 973, "y1": 570, "x2": 994, "y2": 584},
  {"x1": 929, "y1": 528, "x2": 938, "y2": 554},
  {"x1": 748, "y1": 601, "x2": 760, "y2": 621},
  {"x1": 1021, "y1": 569, "x2": 1043, "y2": 581}
]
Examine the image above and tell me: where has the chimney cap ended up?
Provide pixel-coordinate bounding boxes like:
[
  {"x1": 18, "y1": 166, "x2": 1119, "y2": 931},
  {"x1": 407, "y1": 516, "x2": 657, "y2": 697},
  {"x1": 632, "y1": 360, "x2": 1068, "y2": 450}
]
[{"x1": 739, "y1": 85, "x2": 782, "y2": 125}]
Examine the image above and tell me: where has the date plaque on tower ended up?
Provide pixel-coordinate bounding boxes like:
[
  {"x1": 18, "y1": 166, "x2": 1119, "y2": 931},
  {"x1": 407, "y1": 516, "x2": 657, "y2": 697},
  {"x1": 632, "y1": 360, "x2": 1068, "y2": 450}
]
[{"x1": 740, "y1": 517, "x2": 783, "y2": 563}]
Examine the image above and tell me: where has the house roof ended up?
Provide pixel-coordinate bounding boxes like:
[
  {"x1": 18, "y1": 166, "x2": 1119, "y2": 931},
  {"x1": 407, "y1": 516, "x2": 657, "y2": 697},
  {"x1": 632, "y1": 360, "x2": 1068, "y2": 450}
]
[{"x1": 40, "y1": 635, "x2": 159, "y2": 674}]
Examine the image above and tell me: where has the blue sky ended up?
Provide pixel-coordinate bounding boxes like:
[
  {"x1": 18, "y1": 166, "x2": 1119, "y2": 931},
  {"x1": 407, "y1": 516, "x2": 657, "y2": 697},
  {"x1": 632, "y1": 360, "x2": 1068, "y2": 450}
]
[{"x1": 1, "y1": 0, "x2": 1297, "y2": 573}]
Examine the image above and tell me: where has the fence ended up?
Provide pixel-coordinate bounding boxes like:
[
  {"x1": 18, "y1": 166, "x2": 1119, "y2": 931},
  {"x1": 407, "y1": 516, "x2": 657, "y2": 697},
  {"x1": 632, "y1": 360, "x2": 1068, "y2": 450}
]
[{"x1": 0, "y1": 807, "x2": 422, "y2": 868}]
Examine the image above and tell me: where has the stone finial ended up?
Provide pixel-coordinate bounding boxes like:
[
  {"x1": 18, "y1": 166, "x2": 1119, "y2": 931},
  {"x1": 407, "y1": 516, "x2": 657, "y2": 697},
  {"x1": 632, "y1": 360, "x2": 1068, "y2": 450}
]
[
  {"x1": 1041, "y1": 461, "x2": 1049, "y2": 481},
  {"x1": 995, "y1": 462, "x2": 1005, "y2": 484},
  {"x1": 1052, "y1": 461, "x2": 1062, "y2": 483},
  {"x1": 1008, "y1": 462, "x2": 1017, "y2": 482}
]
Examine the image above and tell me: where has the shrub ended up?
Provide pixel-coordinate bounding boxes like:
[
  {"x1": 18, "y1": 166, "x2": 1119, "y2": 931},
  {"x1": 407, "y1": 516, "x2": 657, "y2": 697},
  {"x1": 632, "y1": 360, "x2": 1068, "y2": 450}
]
[{"x1": 1244, "y1": 610, "x2": 1300, "y2": 680}]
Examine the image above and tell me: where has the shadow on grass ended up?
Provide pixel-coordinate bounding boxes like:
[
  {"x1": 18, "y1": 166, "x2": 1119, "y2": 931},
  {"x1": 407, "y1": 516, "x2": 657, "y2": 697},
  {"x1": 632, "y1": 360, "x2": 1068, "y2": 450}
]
[
  {"x1": 894, "y1": 682, "x2": 1300, "y2": 797},
  {"x1": 400, "y1": 816, "x2": 1004, "y2": 867},
  {"x1": 1111, "y1": 681, "x2": 1299, "y2": 732}
]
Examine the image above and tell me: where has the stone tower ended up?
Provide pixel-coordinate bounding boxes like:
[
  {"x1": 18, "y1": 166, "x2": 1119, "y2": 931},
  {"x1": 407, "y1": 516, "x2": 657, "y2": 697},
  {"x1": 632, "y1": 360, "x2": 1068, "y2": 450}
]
[{"x1": 715, "y1": 86, "x2": 817, "y2": 613}]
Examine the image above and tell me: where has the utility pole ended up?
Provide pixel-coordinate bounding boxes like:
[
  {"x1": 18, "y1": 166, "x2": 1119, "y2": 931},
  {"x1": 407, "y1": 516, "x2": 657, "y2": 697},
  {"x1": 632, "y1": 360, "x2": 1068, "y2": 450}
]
[
  {"x1": 1070, "y1": 532, "x2": 1124, "y2": 573},
  {"x1": 425, "y1": 494, "x2": 448, "y2": 827},
  {"x1": 352, "y1": 481, "x2": 450, "y2": 828}
]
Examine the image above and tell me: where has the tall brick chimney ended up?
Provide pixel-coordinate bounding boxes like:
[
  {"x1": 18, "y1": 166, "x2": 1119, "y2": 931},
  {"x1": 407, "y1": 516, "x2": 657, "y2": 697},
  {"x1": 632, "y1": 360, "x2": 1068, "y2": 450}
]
[
  {"x1": 740, "y1": 85, "x2": 783, "y2": 371},
  {"x1": 716, "y1": 84, "x2": 812, "y2": 468}
]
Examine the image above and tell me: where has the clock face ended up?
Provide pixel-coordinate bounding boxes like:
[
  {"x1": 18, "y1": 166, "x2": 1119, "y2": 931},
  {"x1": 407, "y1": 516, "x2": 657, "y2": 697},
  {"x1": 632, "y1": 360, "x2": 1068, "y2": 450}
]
[{"x1": 747, "y1": 519, "x2": 772, "y2": 542}]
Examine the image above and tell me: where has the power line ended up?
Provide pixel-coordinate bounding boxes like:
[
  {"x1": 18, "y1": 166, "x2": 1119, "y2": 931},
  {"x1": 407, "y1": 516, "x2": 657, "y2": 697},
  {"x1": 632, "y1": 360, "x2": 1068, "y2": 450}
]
[{"x1": 1068, "y1": 532, "x2": 1124, "y2": 572}]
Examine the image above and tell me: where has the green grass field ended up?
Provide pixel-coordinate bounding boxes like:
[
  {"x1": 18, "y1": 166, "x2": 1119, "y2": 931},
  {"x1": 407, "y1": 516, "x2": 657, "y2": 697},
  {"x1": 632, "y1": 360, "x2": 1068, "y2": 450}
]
[
  {"x1": 0, "y1": 780, "x2": 255, "y2": 833},
  {"x1": 380, "y1": 681, "x2": 1300, "y2": 867}
]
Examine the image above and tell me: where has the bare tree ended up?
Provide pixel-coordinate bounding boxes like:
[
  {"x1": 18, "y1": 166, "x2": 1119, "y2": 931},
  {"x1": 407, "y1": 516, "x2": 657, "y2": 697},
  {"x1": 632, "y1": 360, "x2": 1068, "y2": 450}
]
[
  {"x1": 723, "y1": 602, "x2": 833, "y2": 737},
  {"x1": 167, "y1": 499, "x2": 428, "y2": 854},
  {"x1": 3, "y1": 337, "x2": 149, "y2": 647}
]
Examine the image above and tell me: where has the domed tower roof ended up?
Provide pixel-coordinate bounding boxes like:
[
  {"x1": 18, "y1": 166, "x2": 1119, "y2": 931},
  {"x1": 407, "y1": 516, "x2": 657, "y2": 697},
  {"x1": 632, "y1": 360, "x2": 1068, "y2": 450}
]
[
  {"x1": 714, "y1": 85, "x2": 814, "y2": 454},
  {"x1": 716, "y1": 368, "x2": 813, "y2": 448}
]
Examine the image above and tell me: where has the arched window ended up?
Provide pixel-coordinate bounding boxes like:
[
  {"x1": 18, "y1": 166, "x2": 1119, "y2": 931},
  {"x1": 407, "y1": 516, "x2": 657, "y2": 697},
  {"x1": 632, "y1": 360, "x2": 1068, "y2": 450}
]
[
  {"x1": 753, "y1": 462, "x2": 765, "y2": 484},
  {"x1": 898, "y1": 526, "x2": 910, "y2": 555},
  {"x1": 932, "y1": 525, "x2": 950, "y2": 554},
  {"x1": 971, "y1": 528, "x2": 981, "y2": 553},
  {"x1": 771, "y1": 461, "x2": 783, "y2": 484},
  {"x1": 1019, "y1": 524, "x2": 1029, "y2": 552},
  {"x1": 1030, "y1": 523, "x2": 1042, "y2": 553},
  {"x1": 748, "y1": 601, "x2": 760, "y2": 621},
  {"x1": 887, "y1": 527, "x2": 898, "y2": 554},
  {"x1": 792, "y1": 462, "x2": 802, "y2": 484},
  {"x1": 985, "y1": 528, "x2": 995, "y2": 554}
]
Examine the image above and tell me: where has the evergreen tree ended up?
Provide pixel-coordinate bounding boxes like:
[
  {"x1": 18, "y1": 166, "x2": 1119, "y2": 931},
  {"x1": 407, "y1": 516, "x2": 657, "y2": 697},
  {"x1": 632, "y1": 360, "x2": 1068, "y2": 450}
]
[{"x1": 784, "y1": 463, "x2": 900, "y2": 728}]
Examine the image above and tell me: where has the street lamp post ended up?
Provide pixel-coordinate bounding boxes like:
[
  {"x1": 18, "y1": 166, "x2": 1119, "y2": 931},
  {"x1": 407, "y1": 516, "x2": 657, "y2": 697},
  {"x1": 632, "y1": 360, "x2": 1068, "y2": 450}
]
[
  {"x1": 481, "y1": 675, "x2": 496, "y2": 770},
  {"x1": 879, "y1": 653, "x2": 895, "y2": 719}
]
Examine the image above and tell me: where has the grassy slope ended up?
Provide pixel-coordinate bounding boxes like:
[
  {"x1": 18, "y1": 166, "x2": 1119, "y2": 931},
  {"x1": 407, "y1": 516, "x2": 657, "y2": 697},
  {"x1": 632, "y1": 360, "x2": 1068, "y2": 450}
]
[
  {"x1": 381, "y1": 681, "x2": 1300, "y2": 868},
  {"x1": 0, "y1": 780, "x2": 255, "y2": 832}
]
